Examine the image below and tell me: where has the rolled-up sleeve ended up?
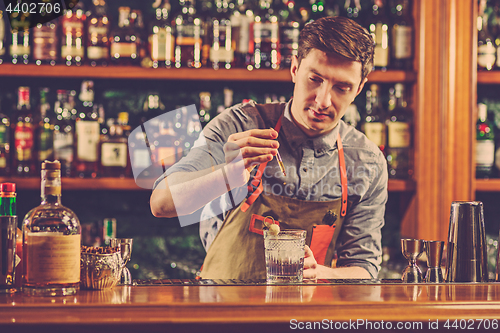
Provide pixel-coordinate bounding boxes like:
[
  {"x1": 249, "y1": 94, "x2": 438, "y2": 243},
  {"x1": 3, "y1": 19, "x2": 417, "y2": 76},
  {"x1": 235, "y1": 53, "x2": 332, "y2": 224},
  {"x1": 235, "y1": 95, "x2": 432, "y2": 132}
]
[{"x1": 335, "y1": 150, "x2": 388, "y2": 278}]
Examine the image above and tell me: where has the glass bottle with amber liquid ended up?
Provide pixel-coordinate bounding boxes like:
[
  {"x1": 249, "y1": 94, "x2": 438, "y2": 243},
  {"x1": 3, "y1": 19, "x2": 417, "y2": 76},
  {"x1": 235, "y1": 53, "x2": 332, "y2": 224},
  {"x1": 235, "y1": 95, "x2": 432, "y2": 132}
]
[
  {"x1": 148, "y1": 0, "x2": 174, "y2": 68},
  {"x1": 36, "y1": 88, "x2": 54, "y2": 170},
  {"x1": 32, "y1": 21, "x2": 59, "y2": 66},
  {"x1": 230, "y1": 0, "x2": 253, "y2": 68},
  {"x1": 74, "y1": 81, "x2": 99, "y2": 178},
  {"x1": 385, "y1": 83, "x2": 413, "y2": 179},
  {"x1": 390, "y1": 0, "x2": 413, "y2": 70},
  {"x1": 253, "y1": 0, "x2": 280, "y2": 69},
  {"x1": 23, "y1": 160, "x2": 81, "y2": 296},
  {"x1": 211, "y1": 0, "x2": 234, "y2": 70},
  {"x1": 9, "y1": 11, "x2": 31, "y2": 65},
  {"x1": 174, "y1": 0, "x2": 203, "y2": 68},
  {"x1": 362, "y1": 84, "x2": 386, "y2": 154},
  {"x1": 13, "y1": 87, "x2": 35, "y2": 176},
  {"x1": 87, "y1": 0, "x2": 110, "y2": 67},
  {"x1": 61, "y1": 1, "x2": 86, "y2": 66},
  {"x1": 99, "y1": 112, "x2": 131, "y2": 178},
  {"x1": 110, "y1": 7, "x2": 140, "y2": 66},
  {"x1": 367, "y1": 0, "x2": 390, "y2": 70},
  {"x1": 0, "y1": 99, "x2": 10, "y2": 176},
  {"x1": 53, "y1": 90, "x2": 74, "y2": 178}
]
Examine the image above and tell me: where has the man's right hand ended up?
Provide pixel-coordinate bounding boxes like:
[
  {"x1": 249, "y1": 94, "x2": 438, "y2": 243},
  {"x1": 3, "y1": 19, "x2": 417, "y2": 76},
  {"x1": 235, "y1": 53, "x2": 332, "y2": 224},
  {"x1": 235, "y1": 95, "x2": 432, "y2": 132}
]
[{"x1": 223, "y1": 128, "x2": 279, "y2": 186}]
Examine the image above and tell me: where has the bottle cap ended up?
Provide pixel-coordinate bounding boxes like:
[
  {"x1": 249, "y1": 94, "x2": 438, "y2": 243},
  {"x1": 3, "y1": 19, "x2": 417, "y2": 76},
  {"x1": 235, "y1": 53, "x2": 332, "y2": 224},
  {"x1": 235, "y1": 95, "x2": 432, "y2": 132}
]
[
  {"x1": 42, "y1": 160, "x2": 62, "y2": 170},
  {"x1": 0, "y1": 183, "x2": 16, "y2": 193}
]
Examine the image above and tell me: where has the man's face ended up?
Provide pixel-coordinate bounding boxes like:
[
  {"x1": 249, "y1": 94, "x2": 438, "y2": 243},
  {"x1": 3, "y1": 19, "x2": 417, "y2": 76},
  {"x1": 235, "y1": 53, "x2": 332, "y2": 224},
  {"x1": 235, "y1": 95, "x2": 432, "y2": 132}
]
[{"x1": 290, "y1": 49, "x2": 367, "y2": 137}]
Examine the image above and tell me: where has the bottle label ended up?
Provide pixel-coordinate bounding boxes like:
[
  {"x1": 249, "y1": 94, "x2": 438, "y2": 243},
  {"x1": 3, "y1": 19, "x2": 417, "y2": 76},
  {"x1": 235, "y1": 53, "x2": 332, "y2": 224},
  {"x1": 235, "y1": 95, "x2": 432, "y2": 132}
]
[
  {"x1": 101, "y1": 142, "x2": 128, "y2": 167},
  {"x1": 61, "y1": 45, "x2": 84, "y2": 58},
  {"x1": 53, "y1": 130, "x2": 74, "y2": 162},
  {"x1": 25, "y1": 232, "x2": 81, "y2": 284},
  {"x1": 76, "y1": 121, "x2": 99, "y2": 162},
  {"x1": 372, "y1": 23, "x2": 389, "y2": 67},
  {"x1": 0, "y1": 124, "x2": 8, "y2": 144},
  {"x1": 477, "y1": 140, "x2": 495, "y2": 166},
  {"x1": 88, "y1": 25, "x2": 108, "y2": 35},
  {"x1": 148, "y1": 27, "x2": 174, "y2": 61},
  {"x1": 388, "y1": 121, "x2": 411, "y2": 148},
  {"x1": 10, "y1": 44, "x2": 30, "y2": 56},
  {"x1": 363, "y1": 122, "x2": 385, "y2": 147},
  {"x1": 176, "y1": 24, "x2": 201, "y2": 45},
  {"x1": 0, "y1": 156, "x2": 5, "y2": 168},
  {"x1": 14, "y1": 123, "x2": 34, "y2": 160},
  {"x1": 0, "y1": 15, "x2": 5, "y2": 56},
  {"x1": 87, "y1": 46, "x2": 109, "y2": 60},
  {"x1": 110, "y1": 42, "x2": 137, "y2": 58},
  {"x1": 210, "y1": 48, "x2": 234, "y2": 63},
  {"x1": 33, "y1": 26, "x2": 58, "y2": 60},
  {"x1": 393, "y1": 25, "x2": 412, "y2": 59},
  {"x1": 478, "y1": 44, "x2": 496, "y2": 69}
]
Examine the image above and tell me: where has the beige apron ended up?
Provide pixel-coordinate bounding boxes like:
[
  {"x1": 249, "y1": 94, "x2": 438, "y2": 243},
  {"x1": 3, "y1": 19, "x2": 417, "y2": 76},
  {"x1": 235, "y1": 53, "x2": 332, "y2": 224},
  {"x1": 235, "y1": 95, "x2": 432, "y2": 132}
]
[{"x1": 201, "y1": 117, "x2": 348, "y2": 280}]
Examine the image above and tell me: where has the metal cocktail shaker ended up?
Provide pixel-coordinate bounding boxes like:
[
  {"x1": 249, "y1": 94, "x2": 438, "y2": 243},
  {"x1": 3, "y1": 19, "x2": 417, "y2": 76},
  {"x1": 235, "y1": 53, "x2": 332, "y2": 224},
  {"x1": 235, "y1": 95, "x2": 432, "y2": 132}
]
[{"x1": 445, "y1": 201, "x2": 488, "y2": 282}]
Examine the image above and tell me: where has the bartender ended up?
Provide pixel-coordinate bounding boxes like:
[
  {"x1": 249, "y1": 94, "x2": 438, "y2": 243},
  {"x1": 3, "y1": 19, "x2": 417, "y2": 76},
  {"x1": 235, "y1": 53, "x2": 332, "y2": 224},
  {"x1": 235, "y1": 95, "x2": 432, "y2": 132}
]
[{"x1": 150, "y1": 16, "x2": 387, "y2": 280}]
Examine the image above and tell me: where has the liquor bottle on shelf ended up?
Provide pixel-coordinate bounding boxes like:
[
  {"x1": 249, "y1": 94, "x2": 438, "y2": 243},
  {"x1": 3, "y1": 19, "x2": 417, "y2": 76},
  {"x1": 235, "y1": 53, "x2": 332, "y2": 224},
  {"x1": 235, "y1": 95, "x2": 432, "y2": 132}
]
[
  {"x1": 110, "y1": 7, "x2": 140, "y2": 66},
  {"x1": 252, "y1": 0, "x2": 280, "y2": 69},
  {"x1": 198, "y1": 0, "x2": 213, "y2": 68},
  {"x1": 36, "y1": 88, "x2": 54, "y2": 169},
  {"x1": 478, "y1": 1, "x2": 496, "y2": 71},
  {"x1": 210, "y1": 0, "x2": 234, "y2": 70},
  {"x1": 53, "y1": 90, "x2": 74, "y2": 178},
  {"x1": 390, "y1": 0, "x2": 413, "y2": 70},
  {"x1": 99, "y1": 112, "x2": 131, "y2": 178},
  {"x1": 74, "y1": 80, "x2": 99, "y2": 178},
  {"x1": 174, "y1": 0, "x2": 203, "y2": 68},
  {"x1": 22, "y1": 160, "x2": 81, "y2": 296},
  {"x1": 12, "y1": 87, "x2": 35, "y2": 176},
  {"x1": 362, "y1": 84, "x2": 386, "y2": 153},
  {"x1": 278, "y1": 0, "x2": 301, "y2": 68},
  {"x1": 0, "y1": 182, "x2": 18, "y2": 291},
  {"x1": 32, "y1": 21, "x2": 59, "y2": 66},
  {"x1": 0, "y1": 9, "x2": 6, "y2": 64},
  {"x1": 367, "y1": 0, "x2": 390, "y2": 70},
  {"x1": 489, "y1": 0, "x2": 500, "y2": 69},
  {"x1": 148, "y1": 0, "x2": 174, "y2": 68},
  {"x1": 87, "y1": 0, "x2": 110, "y2": 67},
  {"x1": 9, "y1": 12, "x2": 31, "y2": 65},
  {"x1": 130, "y1": 9, "x2": 147, "y2": 64},
  {"x1": 0, "y1": 100, "x2": 10, "y2": 176},
  {"x1": 385, "y1": 83, "x2": 413, "y2": 179},
  {"x1": 102, "y1": 218, "x2": 116, "y2": 246},
  {"x1": 61, "y1": 1, "x2": 86, "y2": 66},
  {"x1": 230, "y1": 0, "x2": 253, "y2": 68},
  {"x1": 476, "y1": 103, "x2": 495, "y2": 179}
]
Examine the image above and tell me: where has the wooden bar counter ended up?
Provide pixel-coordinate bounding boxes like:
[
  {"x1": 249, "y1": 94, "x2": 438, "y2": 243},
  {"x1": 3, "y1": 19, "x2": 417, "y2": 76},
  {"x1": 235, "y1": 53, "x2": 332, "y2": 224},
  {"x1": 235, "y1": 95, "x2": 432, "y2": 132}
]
[{"x1": 2, "y1": 280, "x2": 500, "y2": 333}]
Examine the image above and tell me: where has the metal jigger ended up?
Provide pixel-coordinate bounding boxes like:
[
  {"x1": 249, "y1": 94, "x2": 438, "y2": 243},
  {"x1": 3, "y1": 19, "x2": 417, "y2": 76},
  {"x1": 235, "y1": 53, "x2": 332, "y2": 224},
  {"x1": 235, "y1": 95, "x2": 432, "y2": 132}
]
[
  {"x1": 401, "y1": 239, "x2": 425, "y2": 283},
  {"x1": 424, "y1": 240, "x2": 445, "y2": 283},
  {"x1": 446, "y1": 201, "x2": 488, "y2": 283}
]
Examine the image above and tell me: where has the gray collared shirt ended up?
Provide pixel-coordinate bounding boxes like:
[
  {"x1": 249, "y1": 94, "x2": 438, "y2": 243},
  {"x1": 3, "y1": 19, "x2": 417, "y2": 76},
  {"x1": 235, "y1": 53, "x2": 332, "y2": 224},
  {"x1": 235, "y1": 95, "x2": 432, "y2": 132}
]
[{"x1": 155, "y1": 100, "x2": 388, "y2": 278}]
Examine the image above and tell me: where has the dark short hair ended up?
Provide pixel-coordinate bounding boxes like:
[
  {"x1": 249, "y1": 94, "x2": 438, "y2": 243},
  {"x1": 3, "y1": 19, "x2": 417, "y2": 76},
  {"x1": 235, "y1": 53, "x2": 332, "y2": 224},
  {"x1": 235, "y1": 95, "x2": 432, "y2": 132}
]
[{"x1": 297, "y1": 16, "x2": 375, "y2": 82}]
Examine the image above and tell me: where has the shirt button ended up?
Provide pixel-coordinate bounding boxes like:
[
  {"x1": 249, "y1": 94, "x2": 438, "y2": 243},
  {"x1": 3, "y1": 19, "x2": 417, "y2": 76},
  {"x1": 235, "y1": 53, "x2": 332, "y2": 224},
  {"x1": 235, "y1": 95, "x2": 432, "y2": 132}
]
[{"x1": 302, "y1": 167, "x2": 307, "y2": 172}]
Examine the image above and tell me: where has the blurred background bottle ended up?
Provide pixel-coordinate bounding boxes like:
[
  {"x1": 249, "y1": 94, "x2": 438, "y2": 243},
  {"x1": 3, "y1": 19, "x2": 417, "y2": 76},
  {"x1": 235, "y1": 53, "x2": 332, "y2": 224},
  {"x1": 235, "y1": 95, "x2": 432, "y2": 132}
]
[
  {"x1": 12, "y1": 87, "x2": 35, "y2": 176},
  {"x1": 476, "y1": 103, "x2": 495, "y2": 178},
  {"x1": 87, "y1": 0, "x2": 111, "y2": 67},
  {"x1": 53, "y1": 90, "x2": 75, "y2": 178},
  {"x1": 61, "y1": 1, "x2": 86, "y2": 66},
  {"x1": 32, "y1": 21, "x2": 59, "y2": 66},
  {"x1": 174, "y1": 0, "x2": 203, "y2": 68}
]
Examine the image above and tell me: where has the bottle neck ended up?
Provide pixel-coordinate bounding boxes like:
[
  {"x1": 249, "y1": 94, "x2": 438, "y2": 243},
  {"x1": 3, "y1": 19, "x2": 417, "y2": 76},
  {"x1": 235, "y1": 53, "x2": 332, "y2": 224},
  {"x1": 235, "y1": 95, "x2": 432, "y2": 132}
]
[{"x1": 41, "y1": 170, "x2": 62, "y2": 205}]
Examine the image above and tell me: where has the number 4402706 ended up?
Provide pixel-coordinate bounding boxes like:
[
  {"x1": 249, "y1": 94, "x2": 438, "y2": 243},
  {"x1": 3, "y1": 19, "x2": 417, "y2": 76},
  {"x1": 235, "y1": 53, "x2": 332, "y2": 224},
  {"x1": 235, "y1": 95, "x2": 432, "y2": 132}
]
[
  {"x1": 4, "y1": 1, "x2": 61, "y2": 14},
  {"x1": 444, "y1": 319, "x2": 498, "y2": 330}
]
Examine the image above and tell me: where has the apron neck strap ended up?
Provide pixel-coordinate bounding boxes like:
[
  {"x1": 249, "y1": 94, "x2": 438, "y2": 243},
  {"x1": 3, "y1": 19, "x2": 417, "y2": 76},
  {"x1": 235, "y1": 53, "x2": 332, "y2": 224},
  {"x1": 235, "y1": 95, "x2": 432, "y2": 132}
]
[{"x1": 337, "y1": 132, "x2": 347, "y2": 217}]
